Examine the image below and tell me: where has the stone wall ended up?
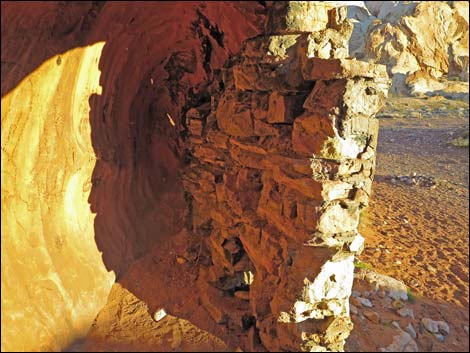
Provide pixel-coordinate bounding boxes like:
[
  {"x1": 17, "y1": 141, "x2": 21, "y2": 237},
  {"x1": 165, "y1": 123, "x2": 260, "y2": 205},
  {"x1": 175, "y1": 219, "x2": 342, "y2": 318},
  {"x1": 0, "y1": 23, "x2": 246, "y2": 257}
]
[{"x1": 182, "y1": 2, "x2": 390, "y2": 351}]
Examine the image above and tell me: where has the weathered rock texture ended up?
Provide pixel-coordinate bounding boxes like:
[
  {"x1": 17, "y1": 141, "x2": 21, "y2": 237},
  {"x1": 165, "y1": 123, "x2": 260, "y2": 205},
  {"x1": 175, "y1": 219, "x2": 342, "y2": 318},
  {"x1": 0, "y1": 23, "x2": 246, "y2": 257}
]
[
  {"x1": 345, "y1": 1, "x2": 469, "y2": 95},
  {"x1": 1, "y1": 41, "x2": 116, "y2": 352},
  {"x1": 1, "y1": 1, "x2": 264, "y2": 351},
  {"x1": 2, "y1": 1, "x2": 389, "y2": 352},
  {"x1": 183, "y1": 2, "x2": 389, "y2": 351}
]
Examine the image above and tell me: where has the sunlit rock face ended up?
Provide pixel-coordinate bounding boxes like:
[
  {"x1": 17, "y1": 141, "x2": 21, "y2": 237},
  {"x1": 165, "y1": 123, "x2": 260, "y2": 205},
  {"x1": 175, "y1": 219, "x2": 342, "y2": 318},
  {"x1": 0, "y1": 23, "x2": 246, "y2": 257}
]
[
  {"x1": 344, "y1": 1, "x2": 469, "y2": 94},
  {"x1": 1, "y1": 42, "x2": 115, "y2": 352},
  {"x1": 1, "y1": 1, "x2": 264, "y2": 351}
]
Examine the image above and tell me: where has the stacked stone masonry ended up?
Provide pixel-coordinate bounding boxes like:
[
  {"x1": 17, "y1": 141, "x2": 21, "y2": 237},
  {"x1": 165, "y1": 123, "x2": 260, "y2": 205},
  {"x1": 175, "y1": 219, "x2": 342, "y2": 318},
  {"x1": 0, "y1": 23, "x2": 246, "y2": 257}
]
[{"x1": 182, "y1": 2, "x2": 390, "y2": 351}]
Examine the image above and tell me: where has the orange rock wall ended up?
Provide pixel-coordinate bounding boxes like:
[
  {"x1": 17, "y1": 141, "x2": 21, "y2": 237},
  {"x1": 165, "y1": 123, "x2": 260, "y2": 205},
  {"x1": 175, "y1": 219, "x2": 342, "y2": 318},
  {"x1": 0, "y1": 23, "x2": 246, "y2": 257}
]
[
  {"x1": 1, "y1": 1, "x2": 390, "y2": 351},
  {"x1": 1, "y1": 1, "x2": 264, "y2": 351}
]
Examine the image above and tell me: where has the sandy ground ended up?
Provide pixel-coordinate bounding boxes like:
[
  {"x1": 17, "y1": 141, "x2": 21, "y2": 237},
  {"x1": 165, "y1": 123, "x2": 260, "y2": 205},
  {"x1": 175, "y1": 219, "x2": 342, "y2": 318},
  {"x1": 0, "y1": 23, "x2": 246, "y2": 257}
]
[
  {"x1": 345, "y1": 95, "x2": 469, "y2": 351},
  {"x1": 359, "y1": 95, "x2": 469, "y2": 307},
  {"x1": 70, "y1": 95, "x2": 469, "y2": 352}
]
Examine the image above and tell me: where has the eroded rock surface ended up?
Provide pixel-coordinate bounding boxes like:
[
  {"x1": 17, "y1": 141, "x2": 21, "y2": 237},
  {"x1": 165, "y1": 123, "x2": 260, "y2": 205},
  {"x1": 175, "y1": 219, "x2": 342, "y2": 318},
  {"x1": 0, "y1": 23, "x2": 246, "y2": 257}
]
[
  {"x1": 183, "y1": 2, "x2": 390, "y2": 351},
  {"x1": 2, "y1": 1, "x2": 391, "y2": 352},
  {"x1": 1, "y1": 1, "x2": 264, "y2": 351},
  {"x1": 345, "y1": 1, "x2": 469, "y2": 95}
]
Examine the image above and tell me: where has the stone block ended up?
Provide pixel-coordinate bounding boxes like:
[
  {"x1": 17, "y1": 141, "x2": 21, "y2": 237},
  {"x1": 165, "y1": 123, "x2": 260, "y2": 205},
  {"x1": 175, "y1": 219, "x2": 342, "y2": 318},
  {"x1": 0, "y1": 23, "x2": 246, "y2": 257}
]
[
  {"x1": 257, "y1": 175, "x2": 311, "y2": 241},
  {"x1": 191, "y1": 194, "x2": 217, "y2": 230},
  {"x1": 303, "y1": 27, "x2": 351, "y2": 60},
  {"x1": 271, "y1": 165, "x2": 322, "y2": 199},
  {"x1": 305, "y1": 230, "x2": 365, "y2": 254},
  {"x1": 272, "y1": 246, "x2": 338, "y2": 315},
  {"x1": 254, "y1": 119, "x2": 281, "y2": 136},
  {"x1": 242, "y1": 34, "x2": 302, "y2": 63},
  {"x1": 292, "y1": 112, "x2": 368, "y2": 160},
  {"x1": 302, "y1": 58, "x2": 389, "y2": 81},
  {"x1": 239, "y1": 224, "x2": 287, "y2": 275},
  {"x1": 265, "y1": 1, "x2": 333, "y2": 34},
  {"x1": 215, "y1": 170, "x2": 262, "y2": 216},
  {"x1": 188, "y1": 118, "x2": 204, "y2": 136},
  {"x1": 233, "y1": 62, "x2": 307, "y2": 93},
  {"x1": 192, "y1": 145, "x2": 227, "y2": 167},
  {"x1": 236, "y1": 168, "x2": 263, "y2": 191},
  {"x1": 294, "y1": 198, "x2": 322, "y2": 231},
  {"x1": 367, "y1": 117, "x2": 380, "y2": 150},
  {"x1": 205, "y1": 129, "x2": 229, "y2": 149},
  {"x1": 188, "y1": 136, "x2": 203, "y2": 145},
  {"x1": 302, "y1": 79, "x2": 347, "y2": 113},
  {"x1": 229, "y1": 138, "x2": 269, "y2": 169},
  {"x1": 318, "y1": 203, "x2": 360, "y2": 234},
  {"x1": 291, "y1": 112, "x2": 335, "y2": 156},
  {"x1": 270, "y1": 154, "x2": 313, "y2": 176},
  {"x1": 216, "y1": 91, "x2": 254, "y2": 137},
  {"x1": 343, "y1": 78, "x2": 389, "y2": 117},
  {"x1": 303, "y1": 78, "x2": 388, "y2": 118},
  {"x1": 210, "y1": 202, "x2": 241, "y2": 228},
  {"x1": 267, "y1": 92, "x2": 304, "y2": 124},
  {"x1": 303, "y1": 254, "x2": 355, "y2": 303},
  {"x1": 182, "y1": 166, "x2": 217, "y2": 193},
  {"x1": 208, "y1": 229, "x2": 234, "y2": 270},
  {"x1": 251, "y1": 92, "x2": 269, "y2": 120}
]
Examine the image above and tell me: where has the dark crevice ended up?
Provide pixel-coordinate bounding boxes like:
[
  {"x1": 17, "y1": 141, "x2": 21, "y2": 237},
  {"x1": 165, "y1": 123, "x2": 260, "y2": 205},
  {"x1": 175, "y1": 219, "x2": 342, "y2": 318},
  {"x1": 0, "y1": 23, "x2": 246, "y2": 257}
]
[
  {"x1": 242, "y1": 315, "x2": 256, "y2": 330},
  {"x1": 196, "y1": 9, "x2": 225, "y2": 48},
  {"x1": 201, "y1": 35, "x2": 213, "y2": 77}
]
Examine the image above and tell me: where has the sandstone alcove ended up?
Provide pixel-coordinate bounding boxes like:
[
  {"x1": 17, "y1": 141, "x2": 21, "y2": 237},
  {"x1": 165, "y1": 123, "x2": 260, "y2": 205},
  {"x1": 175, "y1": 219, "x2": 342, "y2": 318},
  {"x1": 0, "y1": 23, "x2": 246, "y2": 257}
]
[{"x1": 1, "y1": 2, "x2": 390, "y2": 352}]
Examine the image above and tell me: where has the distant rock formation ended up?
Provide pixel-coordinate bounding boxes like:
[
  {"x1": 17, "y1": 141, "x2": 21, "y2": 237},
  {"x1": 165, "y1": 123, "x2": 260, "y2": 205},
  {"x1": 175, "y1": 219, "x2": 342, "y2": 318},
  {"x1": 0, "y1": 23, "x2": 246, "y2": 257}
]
[{"x1": 342, "y1": 1, "x2": 469, "y2": 95}]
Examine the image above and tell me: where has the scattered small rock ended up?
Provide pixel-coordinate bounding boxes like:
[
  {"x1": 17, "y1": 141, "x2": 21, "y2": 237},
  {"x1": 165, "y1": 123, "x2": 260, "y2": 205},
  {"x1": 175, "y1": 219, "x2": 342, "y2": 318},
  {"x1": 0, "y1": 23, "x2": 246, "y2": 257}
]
[
  {"x1": 379, "y1": 330, "x2": 418, "y2": 352},
  {"x1": 392, "y1": 300, "x2": 405, "y2": 310},
  {"x1": 355, "y1": 269, "x2": 408, "y2": 301},
  {"x1": 434, "y1": 333, "x2": 445, "y2": 342},
  {"x1": 422, "y1": 318, "x2": 439, "y2": 333},
  {"x1": 378, "y1": 290, "x2": 386, "y2": 298},
  {"x1": 384, "y1": 174, "x2": 437, "y2": 188},
  {"x1": 437, "y1": 321, "x2": 450, "y2": 335},
  {"x1": 350, "y1": 297, "x2": 361, "y2": 307},
  {"x1": 421, "y1": 318, "x2": 449, "y2": 335},
  {"x1": 464, "y1": 325, "x2": 469, "y2": 335},
  {"x1": 363, "y1": 310, "x2": 380, "y2": 324},
  {"x1": 357, "y1": 297, "x2": 373, "y2": 308},
  {"x1": 153, "y1": 308, "x2": 167, "y2": 322},
  {"x1": 397, "y1": 307, "x2": 414, "y2": 319},
  {"x1": 351, "y1": 290, "x2": 361, "y2": 298},
  {"x1": 392, "y1": 321, "x2": 401, "y2": 330},
  {"x1": 350, "y1": 304, "x2": 358, "y2": 315},
  {"x1": 406, "y1": 323, "x2": 417, "y2": 339}
]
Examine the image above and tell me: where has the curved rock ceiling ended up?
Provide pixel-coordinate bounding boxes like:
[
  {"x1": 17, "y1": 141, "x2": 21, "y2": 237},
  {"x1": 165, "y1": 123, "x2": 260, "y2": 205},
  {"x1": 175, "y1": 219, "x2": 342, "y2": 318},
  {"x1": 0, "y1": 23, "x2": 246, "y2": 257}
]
[{"x1": 1, "y1": 1, "x2": 265, "y2": 351}]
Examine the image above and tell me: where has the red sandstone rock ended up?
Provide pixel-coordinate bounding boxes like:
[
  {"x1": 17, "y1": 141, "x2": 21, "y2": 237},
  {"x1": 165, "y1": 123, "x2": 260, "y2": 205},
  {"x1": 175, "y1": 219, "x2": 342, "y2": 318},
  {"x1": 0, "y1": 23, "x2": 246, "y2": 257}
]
[
  {"x1": 292, "y1": 112, "x2": 336, "y2": 156},
  {"x1": 302, "y1": 57, "x2": 389, "y2": 81}
]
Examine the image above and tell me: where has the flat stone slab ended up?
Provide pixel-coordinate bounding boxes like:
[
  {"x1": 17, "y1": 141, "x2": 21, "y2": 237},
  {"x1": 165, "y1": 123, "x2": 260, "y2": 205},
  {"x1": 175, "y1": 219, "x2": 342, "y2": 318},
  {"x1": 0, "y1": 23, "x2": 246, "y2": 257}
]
[{"x1": 302, "y1": 58, "x2": 389, "y2": 81}]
